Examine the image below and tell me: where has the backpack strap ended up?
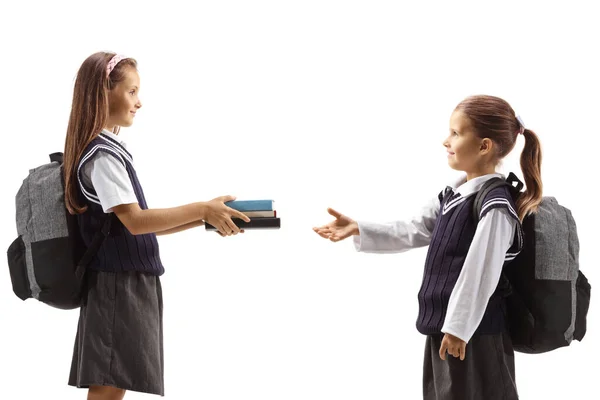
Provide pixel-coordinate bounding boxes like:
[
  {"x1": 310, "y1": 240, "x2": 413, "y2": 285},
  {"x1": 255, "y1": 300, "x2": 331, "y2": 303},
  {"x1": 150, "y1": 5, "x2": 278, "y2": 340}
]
[
  {"x1": 50, "y1": 152, "x2": 63, "y2": 164},
  {"x1": 472, "y1": 173, "x2": 525, "y2": 299},
  {"x1": 505, "y1": 172, "x2": 524, "y2": 192},
  {"x1": 473, "y1": 172, "x2": 524, "y2": 223},
  {"x1": 74, "y1": 213, "x2": 116, "y2": 284},
  {"x1": 472, "y1": 178, "x2": 509, "y2": 223}
]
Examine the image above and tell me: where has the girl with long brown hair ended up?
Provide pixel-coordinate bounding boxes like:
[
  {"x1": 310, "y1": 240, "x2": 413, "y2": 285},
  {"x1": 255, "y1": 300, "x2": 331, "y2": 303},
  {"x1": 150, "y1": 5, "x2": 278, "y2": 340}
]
[
  {"x1": 65, "y1": 51, "x2": 250, "y2": 399},
  {"x1": 314, "y1": 95, "x2": 542, "y2": 399}
]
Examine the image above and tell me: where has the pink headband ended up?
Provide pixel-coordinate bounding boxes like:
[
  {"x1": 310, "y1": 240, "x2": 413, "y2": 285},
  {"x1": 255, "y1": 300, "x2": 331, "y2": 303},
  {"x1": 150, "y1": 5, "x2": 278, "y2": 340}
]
[{"x1": 106, "y1": 54, "x2": 126, "y2": 76}]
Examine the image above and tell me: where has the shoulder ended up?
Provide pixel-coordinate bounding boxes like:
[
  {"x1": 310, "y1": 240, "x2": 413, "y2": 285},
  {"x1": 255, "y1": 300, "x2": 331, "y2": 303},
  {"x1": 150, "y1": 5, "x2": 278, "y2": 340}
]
[
  {"x1": 79, "y1": 145, "x2": 131, "y2": 190},
  {"x1": 80, "y1": 137, "x2": 127, "y2": 168},
  {"x1": 479, "y1": 184, "x2": 519, "y2": 221},
  {"x1": 482, "y1": 184, "x2": 514, "y2": 203}
]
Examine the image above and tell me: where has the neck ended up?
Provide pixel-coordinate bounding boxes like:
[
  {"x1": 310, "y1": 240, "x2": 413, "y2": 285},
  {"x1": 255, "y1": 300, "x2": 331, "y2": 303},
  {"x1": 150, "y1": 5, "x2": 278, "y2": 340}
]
[
  {"x1": 104, "y1": 116, "x2": 119, "y2": 133},
  {"x1": 465, "y1": 165, "x2": 496, "y2": 181},
  {"x1": 103, "y1": 124, "x2": 118, "y2": 134}
]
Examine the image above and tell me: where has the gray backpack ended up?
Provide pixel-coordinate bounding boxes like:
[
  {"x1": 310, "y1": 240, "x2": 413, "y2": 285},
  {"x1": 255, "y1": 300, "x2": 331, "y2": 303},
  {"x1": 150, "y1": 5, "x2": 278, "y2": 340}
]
[
  {"x1": 7, "y1": 152, "x2": 112, "y2": 309},
  {"x1": 474, "y1": 173, "x2": 591, "y2": 353}
]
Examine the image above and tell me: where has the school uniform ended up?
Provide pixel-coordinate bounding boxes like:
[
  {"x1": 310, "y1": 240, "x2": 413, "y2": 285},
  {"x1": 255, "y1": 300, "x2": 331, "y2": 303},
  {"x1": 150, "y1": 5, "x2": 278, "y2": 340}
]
[
  {"x1": 353, "y1": 173, "x2": 523, "y2": 400},
  {"x1": 68, "y1": 129, "x2": 165, "y2": 396}
]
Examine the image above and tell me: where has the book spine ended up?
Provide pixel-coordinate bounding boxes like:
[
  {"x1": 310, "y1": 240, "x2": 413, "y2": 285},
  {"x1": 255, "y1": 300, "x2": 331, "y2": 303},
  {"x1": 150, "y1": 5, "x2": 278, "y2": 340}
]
[
  {"x1": 242, "y1": 210, "x2": 276, "y2": 218},
  {"x1": 205, "y1": 217, "x2": 281, "y2": 230}
]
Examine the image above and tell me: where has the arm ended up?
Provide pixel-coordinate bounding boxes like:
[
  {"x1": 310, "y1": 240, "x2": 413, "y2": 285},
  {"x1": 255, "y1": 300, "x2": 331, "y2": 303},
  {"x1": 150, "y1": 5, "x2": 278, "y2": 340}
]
[
  {"x1": 441, "y1": 208, "x2": 517, "y2": 343},
  {"x1": 88, "y1": 153, "x2": 245, "y2": 236},
  {"x1": 112, "y1": 202, "x2": 212, "y2": 235},
  {"x1": 352, "y1": 195, "x2": 440, "y2": 253},
  {"x1": 155, "y1": 220, "x2": 205, "y2": 236}
]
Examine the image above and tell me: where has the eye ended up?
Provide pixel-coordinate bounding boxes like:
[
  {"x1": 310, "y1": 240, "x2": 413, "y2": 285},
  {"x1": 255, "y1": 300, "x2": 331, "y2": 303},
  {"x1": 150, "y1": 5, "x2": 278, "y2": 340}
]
[
  {"x1": 130, "y1": 90, "x2": 136, "y2": 95},
  {"x1": 453, "y1": 131, "x2": 459, "y2": 136}
]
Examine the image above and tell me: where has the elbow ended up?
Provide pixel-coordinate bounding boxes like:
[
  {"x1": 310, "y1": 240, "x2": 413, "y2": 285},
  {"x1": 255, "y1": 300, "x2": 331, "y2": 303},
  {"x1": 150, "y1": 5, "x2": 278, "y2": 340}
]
[
  {"x1": 127, "y1": 224, "x2": 142, "y2": 236},
  {"x1": 125, "y1": 215, "x2": 149, "y2": 236},
  {"x1": 120, "y1": 218, "x2": 142, "y2": 235},
  {"x1": 113, "y1": 207, "x2": 145, "y2": 236}
]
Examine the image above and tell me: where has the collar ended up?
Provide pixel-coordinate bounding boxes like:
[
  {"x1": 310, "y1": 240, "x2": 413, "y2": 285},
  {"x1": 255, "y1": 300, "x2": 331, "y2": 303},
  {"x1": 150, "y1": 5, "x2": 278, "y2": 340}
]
[{"x1": 449, "y1": 172, "x2": 505, "y2": 197}]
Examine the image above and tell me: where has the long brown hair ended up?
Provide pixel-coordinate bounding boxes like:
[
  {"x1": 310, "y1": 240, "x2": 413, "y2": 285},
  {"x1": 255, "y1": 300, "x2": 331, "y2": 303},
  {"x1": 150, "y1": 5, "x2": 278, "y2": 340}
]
[
  {"x1": 455, "y1": 95, "x2": 543, "y2": 221},
  {"x1": 63, "y1": 52, "x2": 137, "y2": 215}
]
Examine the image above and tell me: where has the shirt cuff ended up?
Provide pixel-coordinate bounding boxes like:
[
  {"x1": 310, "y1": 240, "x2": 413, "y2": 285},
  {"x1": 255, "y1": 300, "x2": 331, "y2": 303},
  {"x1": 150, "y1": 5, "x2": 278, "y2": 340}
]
[
  {"x1": 352, "y1": 221, "x2": 378, "y2": 252},
  {"x1": 441, "y1": 325, "x2": 469, "y2": 344}
]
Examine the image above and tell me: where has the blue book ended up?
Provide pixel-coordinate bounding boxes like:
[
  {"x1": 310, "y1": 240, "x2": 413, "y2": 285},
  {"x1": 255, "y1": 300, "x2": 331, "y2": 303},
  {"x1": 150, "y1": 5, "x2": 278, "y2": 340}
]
[{"x1": 225, "y1": 199, "x2": 274, "y2": 212}]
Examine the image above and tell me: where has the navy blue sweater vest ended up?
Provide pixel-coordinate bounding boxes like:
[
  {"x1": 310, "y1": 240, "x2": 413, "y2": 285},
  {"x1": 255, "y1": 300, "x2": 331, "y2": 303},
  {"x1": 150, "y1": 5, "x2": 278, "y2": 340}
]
[
  {"x1": 416, "y1": 184, "x2": 522, "y2": 336},
  {"x1": 76, "y1": 133, "x2": 165, "y2": 276}
]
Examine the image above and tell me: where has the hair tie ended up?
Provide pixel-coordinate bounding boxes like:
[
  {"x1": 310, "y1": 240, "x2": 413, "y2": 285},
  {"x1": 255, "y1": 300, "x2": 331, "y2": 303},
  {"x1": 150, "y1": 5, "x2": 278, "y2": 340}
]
[
  {"x1": 516, "y1": 114, "x2": 525, "y2": 135},
  {"x1": 106, "y1": 54, "x2": 126, "y2": 76}
]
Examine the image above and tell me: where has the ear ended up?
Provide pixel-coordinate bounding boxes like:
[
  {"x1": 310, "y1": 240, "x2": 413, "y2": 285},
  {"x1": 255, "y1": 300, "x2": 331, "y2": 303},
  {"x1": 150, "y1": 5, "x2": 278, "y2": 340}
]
[{"x1": 480, "y1": 138, "x2": 493, "y2": 155}]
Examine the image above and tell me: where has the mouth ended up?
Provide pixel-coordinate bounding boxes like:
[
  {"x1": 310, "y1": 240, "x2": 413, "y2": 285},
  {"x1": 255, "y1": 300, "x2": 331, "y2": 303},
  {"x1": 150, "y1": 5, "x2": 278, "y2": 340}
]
[
  {"x1": 130, "y1": 111, "x2": 136, "y2": 116},
  {"x1": 447, "y1": 151, "x2": 455, "y2": 156}
]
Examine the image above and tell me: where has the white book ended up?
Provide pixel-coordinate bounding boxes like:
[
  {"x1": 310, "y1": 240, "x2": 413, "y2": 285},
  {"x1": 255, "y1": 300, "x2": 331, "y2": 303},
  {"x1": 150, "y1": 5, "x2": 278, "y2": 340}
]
[{"x1": 241, "y1": 210, "x2": 276, "y2": 218}]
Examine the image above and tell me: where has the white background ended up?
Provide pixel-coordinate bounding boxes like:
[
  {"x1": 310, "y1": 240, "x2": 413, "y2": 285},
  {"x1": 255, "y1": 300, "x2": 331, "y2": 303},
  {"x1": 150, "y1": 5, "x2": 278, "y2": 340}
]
[{"x1": 1, "y1": 1, "x2": 598, "y2": 399}]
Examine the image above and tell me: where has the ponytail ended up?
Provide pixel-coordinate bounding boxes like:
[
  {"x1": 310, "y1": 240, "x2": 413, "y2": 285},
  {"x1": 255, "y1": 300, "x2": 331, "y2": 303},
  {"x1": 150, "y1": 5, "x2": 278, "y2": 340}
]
[{"x1": 517, "y1": 128, "x2": 543, "y2": 221}]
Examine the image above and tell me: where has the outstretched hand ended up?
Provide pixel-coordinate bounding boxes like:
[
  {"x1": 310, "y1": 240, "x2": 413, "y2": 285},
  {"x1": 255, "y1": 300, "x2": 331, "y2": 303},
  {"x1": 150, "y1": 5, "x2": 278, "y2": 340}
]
[{"x1": 313, "y1": 208, "x2": 359, "y2": 242}]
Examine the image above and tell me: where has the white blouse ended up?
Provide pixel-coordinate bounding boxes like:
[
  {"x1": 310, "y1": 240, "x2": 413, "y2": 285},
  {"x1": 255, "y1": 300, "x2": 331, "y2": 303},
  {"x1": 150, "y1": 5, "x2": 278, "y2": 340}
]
[
  {"x1": 353, "y1": 173, "x2": 517, "y2": 343},
  {"x1": 80, "y1": 129, "x2": 138, "y2": 213}
]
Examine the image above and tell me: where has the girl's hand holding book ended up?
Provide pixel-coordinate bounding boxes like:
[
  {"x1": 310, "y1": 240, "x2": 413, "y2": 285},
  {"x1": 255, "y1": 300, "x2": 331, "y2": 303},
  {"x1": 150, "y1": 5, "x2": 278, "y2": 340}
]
[{"x1": 201, "y1": 195, "x2": 251, "y2": 236}]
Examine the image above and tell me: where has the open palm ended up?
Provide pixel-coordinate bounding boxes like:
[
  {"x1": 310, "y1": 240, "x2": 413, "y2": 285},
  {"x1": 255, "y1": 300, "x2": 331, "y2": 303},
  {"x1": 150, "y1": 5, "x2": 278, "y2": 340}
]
[{"x1": 313, "y1": 208, "x2": 358, "y2": 242}]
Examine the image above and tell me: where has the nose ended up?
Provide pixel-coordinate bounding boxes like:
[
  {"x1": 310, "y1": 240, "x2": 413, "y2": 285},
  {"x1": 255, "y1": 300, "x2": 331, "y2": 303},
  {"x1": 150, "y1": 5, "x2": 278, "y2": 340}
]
[{"x1": 136, "y1": 99, "x2": 142, "y2": 109}]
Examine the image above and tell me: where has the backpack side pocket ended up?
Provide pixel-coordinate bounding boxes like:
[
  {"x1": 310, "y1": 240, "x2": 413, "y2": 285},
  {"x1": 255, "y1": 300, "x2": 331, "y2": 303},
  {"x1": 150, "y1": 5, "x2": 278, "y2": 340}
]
[
  {"x1": 574, "y1": 270, "x2": 591, "y2": 341},
  {"x1": 7, "y1": 236, "x2": 31, "y2": 301}
]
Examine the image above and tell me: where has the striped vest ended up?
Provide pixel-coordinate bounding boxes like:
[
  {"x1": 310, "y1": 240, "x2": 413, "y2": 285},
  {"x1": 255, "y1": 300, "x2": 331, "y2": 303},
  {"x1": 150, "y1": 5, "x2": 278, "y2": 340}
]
[
  {"x1": 76, "y1": 133, "x2": 165, "y2": 276},
  {"x1": 416, "y1": 184, "x2": 522, "y2": 336}
]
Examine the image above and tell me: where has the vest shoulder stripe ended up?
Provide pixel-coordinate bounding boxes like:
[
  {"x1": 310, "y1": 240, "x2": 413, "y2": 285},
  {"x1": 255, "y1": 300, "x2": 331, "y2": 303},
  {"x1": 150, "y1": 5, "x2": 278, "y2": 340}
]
[{"x1": 77, "y1": 144, "x2": 126, "y2": 204}]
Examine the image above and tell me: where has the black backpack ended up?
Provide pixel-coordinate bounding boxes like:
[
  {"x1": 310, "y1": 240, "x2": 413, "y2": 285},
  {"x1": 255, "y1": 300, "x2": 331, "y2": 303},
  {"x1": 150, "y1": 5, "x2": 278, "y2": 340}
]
[
  {"x1": 474, "y1": 172, "x2": 591, "y2": 353},
  {"x1": 7, "y1": 152, "x2": 113, "y2": 310}
]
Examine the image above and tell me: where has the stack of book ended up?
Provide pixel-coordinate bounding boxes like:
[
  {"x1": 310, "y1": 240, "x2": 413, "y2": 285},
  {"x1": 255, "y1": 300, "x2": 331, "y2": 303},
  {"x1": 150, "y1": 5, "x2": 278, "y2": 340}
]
[{"x1": 205, "y1": 199, "x2": 281, "y2": 231}]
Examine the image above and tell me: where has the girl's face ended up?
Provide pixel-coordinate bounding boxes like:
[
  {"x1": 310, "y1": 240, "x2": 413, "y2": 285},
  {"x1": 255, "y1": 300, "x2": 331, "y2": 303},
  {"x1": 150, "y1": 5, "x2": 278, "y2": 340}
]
[
  {"x1": 107, "y1": 67, "x2": 142, "y2": 129},
  {"x1": 443, "y1": 110, "x2": 494, "y2": 176}
]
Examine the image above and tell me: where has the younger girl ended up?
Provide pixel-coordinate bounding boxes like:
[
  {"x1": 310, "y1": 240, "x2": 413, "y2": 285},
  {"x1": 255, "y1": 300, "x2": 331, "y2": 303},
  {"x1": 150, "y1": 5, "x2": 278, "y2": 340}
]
[
  {"x1": 64, "y1": 52, "x2": 250, "y2": 399},
  {"x1": 313, "y1": 95, "x2": 543, "y2": 399}
]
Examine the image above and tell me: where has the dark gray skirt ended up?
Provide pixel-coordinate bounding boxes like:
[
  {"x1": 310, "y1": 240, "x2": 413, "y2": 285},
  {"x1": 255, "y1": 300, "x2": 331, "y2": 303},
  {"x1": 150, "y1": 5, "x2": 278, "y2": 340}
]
[
  {"x1": 423, "y1": 332, "x2": 518, "y2": 400},
  {"x1": 68, "y1": 269, "x2": 164, "y2": 396}
]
